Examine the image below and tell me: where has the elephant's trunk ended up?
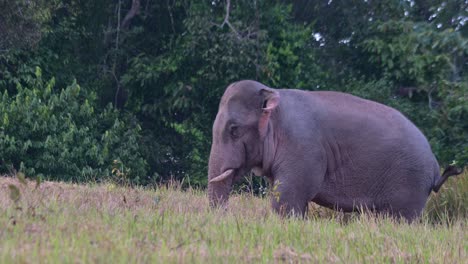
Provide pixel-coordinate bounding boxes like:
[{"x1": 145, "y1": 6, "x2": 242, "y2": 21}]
[
  {"x1": 208, "y1": 180, "x2": 232, "y2": 208},
  {"x1": 207, "y1": 148, "x2": 234, "y2": 208}
]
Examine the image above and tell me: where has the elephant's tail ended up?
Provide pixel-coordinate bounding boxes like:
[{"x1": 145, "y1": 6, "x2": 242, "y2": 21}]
[{"x1": 432, "y1": 165, "x2": 463, "y2": 193}]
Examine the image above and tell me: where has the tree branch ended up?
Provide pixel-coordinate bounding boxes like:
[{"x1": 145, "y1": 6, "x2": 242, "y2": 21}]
[
  {"x1": 211, "y1": 0, "x2": 241, "y2": 40},
  {"x1": 121, "y1": 0, "x2": 141, "y2": 30},
  {"x1": 167, "y1": 0, "x2": 176, "y2": 34},
  {"x1": 116, "y1": 0, "x2": 121, "y2": 50}
]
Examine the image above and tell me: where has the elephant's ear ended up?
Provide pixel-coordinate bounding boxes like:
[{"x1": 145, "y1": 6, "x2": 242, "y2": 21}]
[{"x1": 259, "y1": 88, "x2": 280, "y2": 138}]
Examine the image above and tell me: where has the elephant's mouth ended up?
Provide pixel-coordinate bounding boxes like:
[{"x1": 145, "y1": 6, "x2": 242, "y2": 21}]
[{"x1": 209, "y1": 169, "x2": 236, "y2": 183}]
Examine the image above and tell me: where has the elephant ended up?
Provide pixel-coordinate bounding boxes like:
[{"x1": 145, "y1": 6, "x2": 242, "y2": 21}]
[{"x1": 207, "y1": 80, "x2": 463, "y2": 222}]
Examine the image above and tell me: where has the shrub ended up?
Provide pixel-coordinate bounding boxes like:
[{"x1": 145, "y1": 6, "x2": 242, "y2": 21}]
[{"x1": 0, "y1": 68, "x2": 148, "y2": 183}]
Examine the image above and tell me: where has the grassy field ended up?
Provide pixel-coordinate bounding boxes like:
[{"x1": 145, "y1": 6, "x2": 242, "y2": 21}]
[{"x1": 0, "y1": 173, "x2": 466, "y2": 263}]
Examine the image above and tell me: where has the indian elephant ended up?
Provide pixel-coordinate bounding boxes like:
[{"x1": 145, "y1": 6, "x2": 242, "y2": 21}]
[{"x1": 207, "y1": 80, "x2": 463, "y2": 222}]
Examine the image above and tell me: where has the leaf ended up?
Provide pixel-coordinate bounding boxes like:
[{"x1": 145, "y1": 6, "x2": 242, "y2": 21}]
[
  {"x1": 8, "y1": 185, "x2": 21, "y2": 203},
  {"x1": 35, "y1": 66, "x2": 42, "y2": 78},
  {"x1": 35, "y1": 176, "x2": 42, "y2": 190},
  {"x1": 17, "y1": 172, "x2": 27, "y2": 186}
]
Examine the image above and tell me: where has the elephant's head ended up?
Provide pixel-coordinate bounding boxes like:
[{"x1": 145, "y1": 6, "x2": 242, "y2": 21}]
[{"x1": 208, "y1": 80, "x2": 280, "y2": 208}]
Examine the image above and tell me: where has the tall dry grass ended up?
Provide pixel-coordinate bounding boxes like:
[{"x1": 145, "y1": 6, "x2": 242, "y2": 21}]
[
  {"x1": 425, "y1": 169, "x2": 468, "y2": 222},
  {"x1": 0, "y1": 172, "x2": 466, "y2": 263}
]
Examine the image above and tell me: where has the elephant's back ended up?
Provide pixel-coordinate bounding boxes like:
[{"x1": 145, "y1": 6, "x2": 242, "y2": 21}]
[
  {"x1": 296, "y1": 91, "x2": 417, "y2": 135},
  {"x1": 306, "y1": 90, "x2": 407, "y2": 125},
  {"x1": 279, "y1": 89, "x2": 437, "y2": 161},
  {"x1": 310, "y1": 90, "x2": 434, "y2": 157},
  {"x1": 283, "y1": 89, "x2": 438, "y2": 185}
]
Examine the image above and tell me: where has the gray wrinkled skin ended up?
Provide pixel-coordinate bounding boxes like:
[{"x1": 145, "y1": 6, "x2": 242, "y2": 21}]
[{"x1": 208, "y1": 80, "x2": 461, "y2": 222}]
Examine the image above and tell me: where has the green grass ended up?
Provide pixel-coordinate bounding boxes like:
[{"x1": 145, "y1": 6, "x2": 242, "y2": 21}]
[{"x1": 0, "y1": 173, "x2": 466, "y2": 263}]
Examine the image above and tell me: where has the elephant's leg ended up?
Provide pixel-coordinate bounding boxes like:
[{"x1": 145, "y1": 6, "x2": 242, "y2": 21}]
[
  {"x1": 378, "y1": 205, "x2": 423, "y2": 223},
  {"x1": 271, "y1": 186, "x2": 309, "y2": 217},
  {"x1": 269, "y1": 148, "x2": 326, "y2": 217},
  {"x1": 391, "y1": 201, "x2": 426, "y2": 223},
  {"x1": 270, "y1": 173, "x2": 321, "y2": 218},
  {"x1": 379, "y1": 189, "x2": 428, "y2": 223}
]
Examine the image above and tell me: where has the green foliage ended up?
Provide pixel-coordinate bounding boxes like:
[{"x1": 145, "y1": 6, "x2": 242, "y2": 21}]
[
  {"x1": 429, "y1": 83, "x2": 468, "y2": 165},
  {"x1": 362, "y1": 20, "x2": 467, "y2": 86},
  {"x1": 0, "y1": 70, "x2": 147, "y2": 183},
  {"x1": 0, "y1": 49, "x2": 53, "y2": 92},
  {"x1": 262, "y1": 5, "x2": 326, "y2": 89},
  {"x1": 0, "y1": 0, "x2": 55, "y2": 50},
  {"x1": 0, "y1": 0, "x2": 466, "y2": 185}
]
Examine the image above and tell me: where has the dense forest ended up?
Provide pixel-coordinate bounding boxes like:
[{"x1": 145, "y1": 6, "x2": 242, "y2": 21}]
[{"x1": 0, "y1": 0, "x2": 467, "y2": 186}]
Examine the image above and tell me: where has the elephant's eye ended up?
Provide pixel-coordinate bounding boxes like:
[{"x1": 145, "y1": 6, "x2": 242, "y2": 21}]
[{"x1": 230, "y1": 125, "x2": 240, "y2": 138}]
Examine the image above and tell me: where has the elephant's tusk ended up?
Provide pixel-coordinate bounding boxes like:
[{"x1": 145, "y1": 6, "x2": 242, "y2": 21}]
[{"x1": 209, "y1": 169, "x2": 234, "y2": 183}]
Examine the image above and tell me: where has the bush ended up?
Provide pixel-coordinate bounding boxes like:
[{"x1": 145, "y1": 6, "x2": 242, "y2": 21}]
[
  {"x1": 0, "y1": 68, "x2": 148, "y2": 184},
  {"x1": 425, "y1": 169, "x2": 468, "y2": 223}
]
